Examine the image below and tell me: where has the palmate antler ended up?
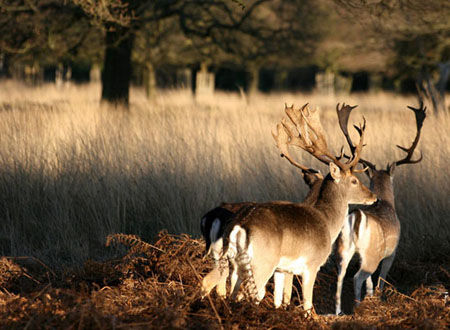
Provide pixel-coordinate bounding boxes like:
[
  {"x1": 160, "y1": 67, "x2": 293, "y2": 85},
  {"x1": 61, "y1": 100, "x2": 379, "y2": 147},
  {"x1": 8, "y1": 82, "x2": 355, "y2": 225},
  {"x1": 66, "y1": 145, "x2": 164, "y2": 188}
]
[{"x1": 273, "y1": 103, "x2": 366, "y2": 173}]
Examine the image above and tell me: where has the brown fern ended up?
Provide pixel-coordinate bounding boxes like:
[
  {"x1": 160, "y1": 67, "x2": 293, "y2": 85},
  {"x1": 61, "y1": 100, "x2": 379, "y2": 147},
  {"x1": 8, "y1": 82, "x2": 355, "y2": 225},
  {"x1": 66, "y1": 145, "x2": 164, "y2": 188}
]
[{"x1": 106, "y1": 233, "x2": 165, "y2": 257}]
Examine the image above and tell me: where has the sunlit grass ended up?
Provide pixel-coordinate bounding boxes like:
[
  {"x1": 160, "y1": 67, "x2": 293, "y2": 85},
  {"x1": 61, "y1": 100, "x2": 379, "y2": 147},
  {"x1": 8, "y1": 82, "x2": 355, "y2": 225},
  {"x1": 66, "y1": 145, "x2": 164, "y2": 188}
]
[{"x1": 0, "y1": 80, "x2": 448, "y2": 266}]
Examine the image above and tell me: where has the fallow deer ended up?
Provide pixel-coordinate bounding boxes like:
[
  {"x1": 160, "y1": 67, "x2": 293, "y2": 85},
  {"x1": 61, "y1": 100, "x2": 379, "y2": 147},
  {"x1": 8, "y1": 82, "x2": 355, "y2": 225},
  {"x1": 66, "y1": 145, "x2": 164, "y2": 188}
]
[
  {"x1": 334, "y1": 102, "x2": 427, "y2": 315},
  {"x1": 213, "y1": 104, "x2": 376, "y2": 312},
  {"x1": 200, "y1": 169, "x2": 324, "y2": 301}
]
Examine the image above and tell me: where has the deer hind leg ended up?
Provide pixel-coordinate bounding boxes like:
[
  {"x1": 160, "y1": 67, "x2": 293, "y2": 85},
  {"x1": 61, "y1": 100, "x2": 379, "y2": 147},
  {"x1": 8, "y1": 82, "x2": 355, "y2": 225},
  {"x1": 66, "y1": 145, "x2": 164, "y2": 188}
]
[
  {"x1": 229, "y1": 258, "x2": 239, "y2": 297},
  {"x1": 229, "y1": 225, "x2": 259, "y2": 301},
  {"x1": 201, "y1": 258, "x2": 229, "y2": 298},
  {"x1": 377, "y1": 253, "x2": 395, "y2": 291},
  {"x1": 201, "y1": 221, "x2": 226, "y2": 297},
  {"x1": 251, "y1": 256, "x2": 277, "y2": 303},
  {"x1": 215, "y1": 257, "x2": 229, "y2": 297}
]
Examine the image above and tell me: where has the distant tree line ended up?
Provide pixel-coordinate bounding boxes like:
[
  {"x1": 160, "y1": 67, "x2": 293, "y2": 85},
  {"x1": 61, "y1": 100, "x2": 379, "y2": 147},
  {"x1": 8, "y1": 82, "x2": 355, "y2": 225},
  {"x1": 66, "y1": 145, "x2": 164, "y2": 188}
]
[{"x1": 0, "y1": 0, "x2": 448, "y2": 112}]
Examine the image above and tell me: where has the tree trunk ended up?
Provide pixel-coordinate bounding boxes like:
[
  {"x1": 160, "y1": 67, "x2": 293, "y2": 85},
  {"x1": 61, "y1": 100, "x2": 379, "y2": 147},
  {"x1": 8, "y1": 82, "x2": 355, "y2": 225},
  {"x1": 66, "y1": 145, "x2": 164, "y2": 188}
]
[
  {"x1": 144, "y1": 61, "x2": 156, "y2": 100},
  {"x1": 101, "y1": 27, "x2": 133, "y2": 107},
  {"x1": 195, "y1": 62, "x2": 214, "y2": 98},
  {"x1": 417, "y1": 64, "x2": 449, "y2": 115},
  {"x1": 247, "y1": 65, "x2": 259, "y2": 95},
  {"x1": 90, "y1": 64, "x2": 101, "y2": 83},
  {"x1": 315, "y1": 70, "x2": 335, "y2": 96}
]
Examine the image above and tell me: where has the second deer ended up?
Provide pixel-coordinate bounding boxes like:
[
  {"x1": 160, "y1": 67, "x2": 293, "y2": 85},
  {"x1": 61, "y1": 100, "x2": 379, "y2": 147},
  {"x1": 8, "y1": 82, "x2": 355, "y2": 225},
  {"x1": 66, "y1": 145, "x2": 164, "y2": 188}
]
[{"x1": 334, "y1": 102, "x2": 427, "y2": 315}]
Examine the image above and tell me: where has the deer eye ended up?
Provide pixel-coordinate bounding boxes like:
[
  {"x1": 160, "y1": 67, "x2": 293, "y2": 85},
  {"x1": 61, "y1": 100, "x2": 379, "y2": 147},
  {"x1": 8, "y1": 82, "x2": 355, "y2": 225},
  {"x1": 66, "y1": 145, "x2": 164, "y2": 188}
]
[{"x1": 351, "y1": 178, "x2": 358, "y2": 185}]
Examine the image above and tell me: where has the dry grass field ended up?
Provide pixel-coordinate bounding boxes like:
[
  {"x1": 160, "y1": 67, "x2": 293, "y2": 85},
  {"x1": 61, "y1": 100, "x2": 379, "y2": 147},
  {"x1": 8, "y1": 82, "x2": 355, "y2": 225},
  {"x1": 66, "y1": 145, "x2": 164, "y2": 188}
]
[{"x1": 0, "y1": 80, "x2": 448, "y2": 328}]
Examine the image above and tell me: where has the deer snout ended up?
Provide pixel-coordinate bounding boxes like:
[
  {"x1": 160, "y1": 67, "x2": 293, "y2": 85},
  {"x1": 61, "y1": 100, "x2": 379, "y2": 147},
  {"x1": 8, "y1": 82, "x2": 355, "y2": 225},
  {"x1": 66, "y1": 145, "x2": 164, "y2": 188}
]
[{"x1": 365, "y1": 192, "x2": 377, "y2": 205}]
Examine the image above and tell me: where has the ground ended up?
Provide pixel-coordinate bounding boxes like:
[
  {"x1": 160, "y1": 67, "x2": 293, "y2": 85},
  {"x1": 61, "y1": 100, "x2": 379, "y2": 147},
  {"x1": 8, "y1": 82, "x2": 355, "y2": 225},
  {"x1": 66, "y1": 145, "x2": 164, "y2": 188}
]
[{"x1": 0, "y1": 232, "x2": 448, "y2": 329}]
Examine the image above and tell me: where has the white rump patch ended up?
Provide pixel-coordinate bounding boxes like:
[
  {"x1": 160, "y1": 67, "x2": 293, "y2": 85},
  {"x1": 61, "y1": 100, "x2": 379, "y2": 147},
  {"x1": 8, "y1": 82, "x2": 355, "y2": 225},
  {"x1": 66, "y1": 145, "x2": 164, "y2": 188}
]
[
  {"x1": 358, "y1": 211, "x2": 369, "y2": 243},
  {"x1": 228, "y1": 225, "x2": 247, "y2": 258}
]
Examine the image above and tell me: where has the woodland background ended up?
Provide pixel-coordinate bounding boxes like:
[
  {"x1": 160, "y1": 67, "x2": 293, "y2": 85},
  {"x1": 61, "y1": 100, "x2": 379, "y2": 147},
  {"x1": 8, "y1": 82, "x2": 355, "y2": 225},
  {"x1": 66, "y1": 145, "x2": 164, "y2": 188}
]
[{"x1": 0, "y1": 1, "x2": 448, "y2": 328}]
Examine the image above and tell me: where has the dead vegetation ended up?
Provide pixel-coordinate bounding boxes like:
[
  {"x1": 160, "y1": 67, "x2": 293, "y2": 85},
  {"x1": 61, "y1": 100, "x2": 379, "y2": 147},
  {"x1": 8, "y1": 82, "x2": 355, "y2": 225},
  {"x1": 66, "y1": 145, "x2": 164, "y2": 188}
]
[{"x1": 0, "y1": 232, "x2": 448, "y2": 329}]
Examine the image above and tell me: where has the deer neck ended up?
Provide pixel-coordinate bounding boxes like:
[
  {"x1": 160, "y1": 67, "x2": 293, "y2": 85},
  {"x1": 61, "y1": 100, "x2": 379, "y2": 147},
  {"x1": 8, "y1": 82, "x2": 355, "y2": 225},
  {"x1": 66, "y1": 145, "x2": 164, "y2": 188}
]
[
  {"x1": 370, "y1": 177, "x2": 396, "y2": 209},
  {"x1": 302, "y1": 180, "x2": 323, "y2": 206},
  {"x1": 314, "y1": 175, "x2": 349, "y2": 242}
]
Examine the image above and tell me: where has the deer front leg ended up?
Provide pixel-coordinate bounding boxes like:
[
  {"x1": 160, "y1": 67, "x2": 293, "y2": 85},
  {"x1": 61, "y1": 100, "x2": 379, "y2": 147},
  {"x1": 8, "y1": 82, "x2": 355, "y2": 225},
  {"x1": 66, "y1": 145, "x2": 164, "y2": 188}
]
[
  {"x1": 353, "y1": 269, "x2": 372, "y2": 305},
  {"x1": 301, "y1": 267, "x2": 318, "y2": 315},
  {"x1": 335, "y1": 236, "x2": 356, "y2": 314},
  {"x1": 273, "y1": 271, "x2": 285, "y2": 308},
  {"x1": 282, "y1": 272, "x2": 293, "y2": 307},
  {"x1": 377, "y1": 253, "x2": 395, "y2": 291}
]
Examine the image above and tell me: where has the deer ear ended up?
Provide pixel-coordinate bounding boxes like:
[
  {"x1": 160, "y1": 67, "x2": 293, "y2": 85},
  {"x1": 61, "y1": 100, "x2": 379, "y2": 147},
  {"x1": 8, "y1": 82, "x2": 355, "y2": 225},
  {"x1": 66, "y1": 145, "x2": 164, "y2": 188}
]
[
  {"x1": 387, "y1": 163, "x2": 396, "y2": 176},
  {"x1": 329, "y1": 162, "x2": 342, "y2": 182}
]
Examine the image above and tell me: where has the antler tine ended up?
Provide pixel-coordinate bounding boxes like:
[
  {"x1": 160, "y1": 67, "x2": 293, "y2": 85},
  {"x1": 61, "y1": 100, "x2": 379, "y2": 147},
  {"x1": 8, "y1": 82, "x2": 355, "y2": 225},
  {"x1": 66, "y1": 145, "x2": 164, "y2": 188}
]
[
  {"x1": 336, "y1": 103, "x2": 359, "y2": 155},
  {"x1": 336, "y1": 103, "x2": 376, "y2": 171},
  {"x1": 394, "y1": 102, "x2": 427, "y2": 166},
  {"x1": 272, "y1": 123, "x2": 310, "y2": 172},
  {"x1": 345, "y1": 117, "x2": 366, "y2": 170},
  {"x1": 274, "y1": 103, "x2": 335, "y2": 175},
  {"x1": 299, "y1": 106, "x2": 344, "y2": 167}
]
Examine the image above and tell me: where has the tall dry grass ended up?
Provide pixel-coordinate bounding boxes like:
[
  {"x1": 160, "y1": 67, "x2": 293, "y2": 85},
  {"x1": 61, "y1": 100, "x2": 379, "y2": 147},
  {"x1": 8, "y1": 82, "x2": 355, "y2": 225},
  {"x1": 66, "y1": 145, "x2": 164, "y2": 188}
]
[{"x1": 0, "y1": 80, "x2": 448, "y2": 267}]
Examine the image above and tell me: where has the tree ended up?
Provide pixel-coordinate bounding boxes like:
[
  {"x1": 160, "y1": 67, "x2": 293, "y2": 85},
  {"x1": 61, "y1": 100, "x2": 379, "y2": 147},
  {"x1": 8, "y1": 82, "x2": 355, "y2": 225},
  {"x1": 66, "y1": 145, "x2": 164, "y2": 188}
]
[
  {"x1": 73, "y1": 0, "x2": 279, "y2": 107},
  {"x1": 334, "y1": 0, "x2": 450, "y2": 114},
  {"x1": 179, "y1": 0, "x2": 328, "y2": 95},
  {"x1": 0, "y1": 1, "x2": 98, "y2": 78}
]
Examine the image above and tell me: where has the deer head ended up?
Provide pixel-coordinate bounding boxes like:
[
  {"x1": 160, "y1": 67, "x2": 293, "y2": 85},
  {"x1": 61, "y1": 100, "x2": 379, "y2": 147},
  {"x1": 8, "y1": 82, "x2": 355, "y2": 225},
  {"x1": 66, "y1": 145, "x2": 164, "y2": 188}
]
[
  {"x1": 273, "y1": 103, "x2": 376, "y2": 205},
  {"x1": 336, "y1": 102, "x2": 427, "y2": 178},
  {"x1": 336, "y1": 102, "x2": 426, "y2": 202}
]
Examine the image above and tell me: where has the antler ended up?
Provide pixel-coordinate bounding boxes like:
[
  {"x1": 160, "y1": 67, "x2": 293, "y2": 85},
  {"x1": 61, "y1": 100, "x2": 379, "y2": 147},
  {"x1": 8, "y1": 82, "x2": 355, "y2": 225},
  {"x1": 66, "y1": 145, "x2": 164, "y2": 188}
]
[
  {"x1": 393, "y1": 101, "x2": 427, "y2": 167},
  {"x1": 272, "y1": 104, "x2": 322, "y2": 176},
  {"x1": 272, "y1": 106, "x2": 311, "y2": 173},
  {"x1": 274, "y1": 103, "x2": 365, "y2": 173},
  {"x1": 336, "y1": 103, "x2": 375, "y2": 171},
  {"x1": 336, "y1": 103, "x2": 358, "y2": 155}
]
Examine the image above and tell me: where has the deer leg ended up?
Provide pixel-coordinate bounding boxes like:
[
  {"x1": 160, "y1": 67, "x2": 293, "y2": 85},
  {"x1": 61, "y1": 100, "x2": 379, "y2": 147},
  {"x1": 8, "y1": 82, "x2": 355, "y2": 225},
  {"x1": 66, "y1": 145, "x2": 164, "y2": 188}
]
[
  {"x1": 252, "y1": 262, "x2": 276, "y2": 303},
  {"x1": 229, "y1": 259, "x2": 239, "y2": 296},
  {"x1": 282, "y1": 272, "x2": 294, "y2": 307},
  {"x1": 273, "y1": 271, "x2": 285, "y2": 308},
  {"x1": 201, "y1": 236, "x2": 226, "y2": 297},
  {"x1": 215, "y1": 259, "x2": 229, "y2": 297},
  {"x1": 377, "y1": 253, "x2": 395, "y2": 290},
  {"x1": 301, "y1": 267, "x2": 318, "y2": 313},
  {"x1": 365, "y1": 275, "x2": 374, "y2": 296},
  {"x1": 335, "y1": 226, "x2": 356, "y2": 315},
  {"x1": 353, "y1": 269, "x2": 372, "y2": 306},
  {"x1": 201, "y1": 263, "x2": 227, "y2": 298},
  {"x1": 231, "y1": 276, "x2": 243, "y2": 301}
]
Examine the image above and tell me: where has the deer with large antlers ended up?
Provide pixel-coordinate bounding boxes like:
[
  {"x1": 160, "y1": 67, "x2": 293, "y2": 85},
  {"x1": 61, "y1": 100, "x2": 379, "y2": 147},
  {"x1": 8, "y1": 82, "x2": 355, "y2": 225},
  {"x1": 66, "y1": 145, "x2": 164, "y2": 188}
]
[
  {"x1": 206, "y1": 104, "x2": 376, "y2": 312},
  {"x1": 334, "y1": 102, "x2": 427, "y2": 315}
]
